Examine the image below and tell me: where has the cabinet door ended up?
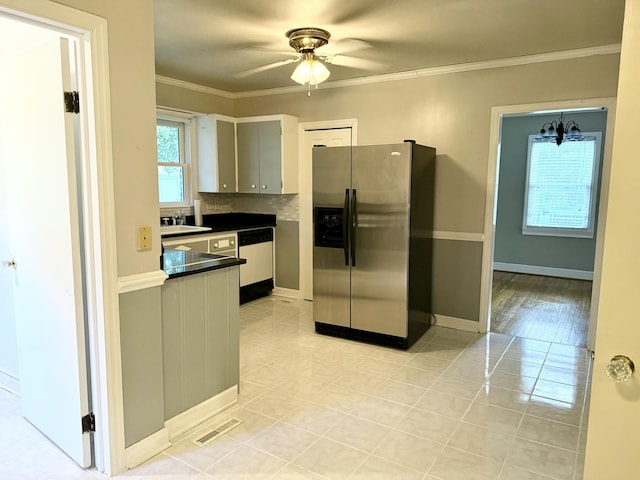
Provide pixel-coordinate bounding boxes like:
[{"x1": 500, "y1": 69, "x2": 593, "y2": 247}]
[
  {"x1": 237, "y1": 122, "x2": 261, "y2": 193},
  {"x1": 216, "y1": 119, "x2": 236, "y2": 192},
  {"x1": 258, "y1": 121, "x2": 282, "y2": 194},
  {"x1": 197, "y1": 115, "x2": 236, "y2": 193}
]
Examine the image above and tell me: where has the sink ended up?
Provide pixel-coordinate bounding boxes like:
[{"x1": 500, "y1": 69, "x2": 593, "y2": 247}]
[{"x1": 160, "y1": 225, "x2": 212, "y2": 236}]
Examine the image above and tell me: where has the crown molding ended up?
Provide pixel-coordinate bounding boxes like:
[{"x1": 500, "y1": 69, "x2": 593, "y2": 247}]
[
  {"x1": 155, "y1": 75, "x2": 236, "y2": 99},
  {"x1": 156, "y1": 44, "x2": 621, "y2": 100}
]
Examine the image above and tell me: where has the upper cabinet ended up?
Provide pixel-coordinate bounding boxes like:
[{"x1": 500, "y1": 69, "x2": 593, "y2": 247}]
[
  {"x1": 197, "y1": 113, "x2": 298, "y2": 195},
  {"x1": 197, "y1": 114, "x2": 237, "y2": 193},
  {"x1": 236, "y1": 114, "x2": 298, "y2": 194}
]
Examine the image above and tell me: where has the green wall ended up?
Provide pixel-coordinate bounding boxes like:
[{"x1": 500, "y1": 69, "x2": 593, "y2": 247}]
[{"x1": 119, "y1": 287, "x2": 165, "y2": 447}]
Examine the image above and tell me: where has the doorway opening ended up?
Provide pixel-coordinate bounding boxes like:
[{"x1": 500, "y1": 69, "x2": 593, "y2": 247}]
[
  {"x1": 298, "y1": 120, "x2": 358, "y2": 301},
  {"x1": 480, "y1": 99, "x2": 616, "y2": 352}
]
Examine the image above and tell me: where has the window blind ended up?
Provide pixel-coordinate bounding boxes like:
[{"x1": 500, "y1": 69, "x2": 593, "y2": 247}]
[{"x1": 523, "y1": 133, "x2": 601, "y2": 238}]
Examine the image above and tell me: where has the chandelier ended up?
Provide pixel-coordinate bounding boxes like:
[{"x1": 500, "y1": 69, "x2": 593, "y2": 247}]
[{"x1": 535, "y1": 112, "x2": 584, "y2": 146}]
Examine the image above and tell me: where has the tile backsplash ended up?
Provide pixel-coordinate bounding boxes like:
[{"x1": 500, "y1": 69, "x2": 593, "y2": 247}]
[{"x1": 201, "y1": 193, "x2": 299, "y2": 222}]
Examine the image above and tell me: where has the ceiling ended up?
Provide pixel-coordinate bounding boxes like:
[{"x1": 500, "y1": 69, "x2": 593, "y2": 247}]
[{"x1": 153, "y1": 0, "x2": 625, "y2": 94}]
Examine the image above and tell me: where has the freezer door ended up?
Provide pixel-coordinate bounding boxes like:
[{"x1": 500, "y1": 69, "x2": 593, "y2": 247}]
[
  {"x1": 312, "y1": 146, "x2": 351, "y2": 328},
  {"x1": 350, "y1": 144, "x2": 411, "y2": 338}
]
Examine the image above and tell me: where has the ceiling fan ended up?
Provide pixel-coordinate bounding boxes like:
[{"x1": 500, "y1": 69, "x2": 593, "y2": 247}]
[{"x1": 238, "y1": 27, "x2": 380, "y2": 93}]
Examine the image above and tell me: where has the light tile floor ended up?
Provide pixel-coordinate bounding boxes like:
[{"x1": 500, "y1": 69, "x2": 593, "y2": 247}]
[{"x1": 0, "y1": 295, "x2": 592, "y2": 479}]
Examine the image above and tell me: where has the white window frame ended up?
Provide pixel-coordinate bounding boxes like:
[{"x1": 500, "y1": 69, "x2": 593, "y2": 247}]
[
  {"x1": 156, "y1": 109, "x2": 194, "y2": 208},
  {"x1": 522, "y1": 132, "x2": 602, "y2": 238}
]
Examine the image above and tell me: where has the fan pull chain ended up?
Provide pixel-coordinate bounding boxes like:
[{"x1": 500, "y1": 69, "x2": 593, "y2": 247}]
[{"x1": 306, "y1": 83, "x2": 321, "y2": 96}]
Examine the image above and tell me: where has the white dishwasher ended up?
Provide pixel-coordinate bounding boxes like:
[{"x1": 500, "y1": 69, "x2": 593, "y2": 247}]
[{"x1": 237, "y1": 228, "x2": 274, "y2": 303}]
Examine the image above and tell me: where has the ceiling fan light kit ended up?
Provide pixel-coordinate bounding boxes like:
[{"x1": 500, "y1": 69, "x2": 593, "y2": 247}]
[{"x1": 290, "y1": 53, "x2": 330, "y2": 86}]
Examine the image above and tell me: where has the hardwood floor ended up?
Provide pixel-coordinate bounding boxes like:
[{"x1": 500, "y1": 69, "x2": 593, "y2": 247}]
[{"x1": 491, "y1": 271, "x2": 592, "y2": 347}]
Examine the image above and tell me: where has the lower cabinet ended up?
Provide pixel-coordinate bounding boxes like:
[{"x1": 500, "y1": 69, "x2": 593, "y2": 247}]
[{"x1": 161, "y1": 266, "x2": 240, "y2": 420}]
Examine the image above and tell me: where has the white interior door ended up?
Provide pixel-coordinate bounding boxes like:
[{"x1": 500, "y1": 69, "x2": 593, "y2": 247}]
[
  {"x1": 300, "y1": 127, "x2": 354, "y2": 300},
  {"x1": 583, "y1": 1, "x2": 640, "y2": 477},
  {"x1": 0, "y1": 21, "x2": 91, "y2": 468}
]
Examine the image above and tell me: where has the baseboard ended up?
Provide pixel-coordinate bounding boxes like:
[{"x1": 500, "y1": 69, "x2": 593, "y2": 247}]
[
  {"x1": 164, "y1": 385, "x2": 238, "y2": 441},
  {"x1": 272, "y1": 286, "x2": 300, "y2": 299},
  {"x1": 125, "y1": 428, "x2": 170, "y2": 469},
  {"x1": 493, "y1": 262, "x2": 593, "y2": 280},
  {"x1": 434, "y1": 314, "x2": 481, "y2": 333},
  {"x1": 0, "y1": 368, "x2": 19, "y2": 395}
]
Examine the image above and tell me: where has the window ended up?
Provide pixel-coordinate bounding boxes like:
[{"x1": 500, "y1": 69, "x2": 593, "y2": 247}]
[
  {"x1": 523, "y1": 133, "x2": 602, "y2": 238},
  {"x1": 157, "y1": 111, "x2": 192, "y2": 206}
]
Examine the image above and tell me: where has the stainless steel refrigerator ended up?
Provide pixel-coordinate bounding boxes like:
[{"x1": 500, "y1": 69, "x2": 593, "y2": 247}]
[{"x1": 313, "y1": 141, "x2": 436, "y2": 349}]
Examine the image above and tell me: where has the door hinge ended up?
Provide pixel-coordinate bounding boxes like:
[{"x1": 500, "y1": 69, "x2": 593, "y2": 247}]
[
  {"x1": 64, "y1": 90, "x2": 80, "y2": 114},
  {"x1": 81, "y1": 412, "x2": 95, "y2": 433}
]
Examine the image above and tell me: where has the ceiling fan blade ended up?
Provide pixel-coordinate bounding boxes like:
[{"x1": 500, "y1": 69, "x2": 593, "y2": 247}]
[
  {"x1": 323, "y1": 54, "x2": 385, "y2": 71},
  {"x1": 317, "y1": 38, "x2": 373, "y2": 55},
  {"x1": 236, "y1": 57, "x2": 298, "y2": 78}
]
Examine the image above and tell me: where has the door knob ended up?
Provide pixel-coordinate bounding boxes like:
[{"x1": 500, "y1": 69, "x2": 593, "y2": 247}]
[
  {"x1": 2, "y1": 258, "x2": 18, "y2": 270},
  {"x1": 251, "y1": 184, "x2": 256, "y2": 189},
  {"x1": 222, "y1": 183, "x2": 227, "y2": 189},
  {"x1": 262, "y1": 184, "x2": 267, "y2": 189},
  {"x1": 606, "y1": 355, "x2": 635, "y2": 383},
  {"x1": 1, "y1": 258, "x2": 16, "y2": 269}
]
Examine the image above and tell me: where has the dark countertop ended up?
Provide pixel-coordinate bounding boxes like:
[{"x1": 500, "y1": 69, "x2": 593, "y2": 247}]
[
  {"x1": 201, "y1": 213, "x2": 276, "y2": 231},
  {"x1": 163, "y1": 249, "x2": 246, "y2": 279},
  {"x1": 162, "y1": 212, "x2": 276, "y2": 239}
]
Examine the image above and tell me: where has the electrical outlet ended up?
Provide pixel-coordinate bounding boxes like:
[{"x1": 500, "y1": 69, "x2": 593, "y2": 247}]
[{"x1": 136, "y1": 225, "x2": 152, "y2": 251}]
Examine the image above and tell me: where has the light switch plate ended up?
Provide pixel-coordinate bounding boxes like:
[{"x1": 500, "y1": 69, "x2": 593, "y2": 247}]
[{"x1": 136, "y1": 225, "x2": 152, "y2": 251}]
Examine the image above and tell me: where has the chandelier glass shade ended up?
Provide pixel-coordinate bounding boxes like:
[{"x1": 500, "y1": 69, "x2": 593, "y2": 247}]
[{"x1": 535, "y1": 112, "x2": 584, "y2": 146}]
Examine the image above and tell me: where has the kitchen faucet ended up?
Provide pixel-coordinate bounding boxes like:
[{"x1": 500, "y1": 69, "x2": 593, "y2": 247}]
[{"x1": 173, "y1": 210, "x2": 185, "y2": 225}]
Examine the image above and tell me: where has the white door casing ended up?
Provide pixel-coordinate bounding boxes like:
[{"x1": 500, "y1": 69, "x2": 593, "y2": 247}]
[
  {"x1": 1, "y1": 31, "x2": 91, "y2": 466},
  {"x1": 584, "y1": 0, "x2": 640, "y2": 477},
  {"x1": 0, "y1": 2, "x2": 122, "y2": 475},
  {"x1": 299, "y1": 121, "x2": 357, "y2": 300}
]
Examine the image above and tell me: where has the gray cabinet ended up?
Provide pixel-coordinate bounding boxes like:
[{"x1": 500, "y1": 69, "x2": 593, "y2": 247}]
[
  {"x1": 236, "y1": 114, "x2": 298, "y2": 194},
  {"x1": 236, "y1": 121, "x2": 262, "y2": 193},
  {"x1": 161, "y1": 266, "x2": 240, "y2": 420},
  {"x1": 197, "y1": 114, "x2": 237, "y2": 193}
]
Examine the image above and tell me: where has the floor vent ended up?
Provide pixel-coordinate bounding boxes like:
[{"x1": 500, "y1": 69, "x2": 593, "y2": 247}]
[{"x1": 193, "y1": 418, "x2": 242, "y2": 446}]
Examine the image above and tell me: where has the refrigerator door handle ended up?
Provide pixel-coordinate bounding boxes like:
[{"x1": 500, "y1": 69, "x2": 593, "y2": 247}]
[
  {"x1": 343, "y1": 188, "x2": 349, "y2": 266},
  {"x1": 351, "y1": 189, "x2": 357, "y2": 267}
]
